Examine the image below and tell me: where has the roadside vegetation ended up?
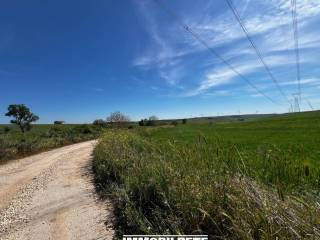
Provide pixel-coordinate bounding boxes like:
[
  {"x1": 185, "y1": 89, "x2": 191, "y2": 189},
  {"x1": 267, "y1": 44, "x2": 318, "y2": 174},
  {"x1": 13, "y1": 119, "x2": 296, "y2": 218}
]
[
  {"x1": 0, "y1": 124, "x2": 101, "y2": 162},
  {"x1": 0, "y1": 107, "x2": 129, "y2": 162},
  {"x1": 93, "y1": 111, "x2": 320, "y2": 239}
]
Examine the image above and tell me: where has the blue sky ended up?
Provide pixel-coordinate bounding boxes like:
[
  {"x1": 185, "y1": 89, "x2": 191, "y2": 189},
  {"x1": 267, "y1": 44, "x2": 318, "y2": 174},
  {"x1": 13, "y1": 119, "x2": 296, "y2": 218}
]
[{"x1": 1, "y1": 0, "x2": 319, "y2": 123}]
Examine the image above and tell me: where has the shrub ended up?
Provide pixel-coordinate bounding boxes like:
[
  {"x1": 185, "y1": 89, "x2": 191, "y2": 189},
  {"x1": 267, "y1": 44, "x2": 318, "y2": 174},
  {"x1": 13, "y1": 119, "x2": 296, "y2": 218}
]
[
  {"x1": 182, "y1": 119, "x2": 187, "y2": 124},
  {"x1": 93, "y1": 119, "x2": 106, "y2": 127},
  {"x1": 0, "y1": 124, "x2": 99, "y2": 162},
  {"x1": 171, "y1": 120, "x2": 178, "y2": 126},
  {"x1": 3, "y1": 127, "x2": 10, "y2": 133},
  {"x1": 138, "y1": 119, "x2": 146, "y2": 126},
  {"x1": 0, "y1": 140, "x2": 7, "y2": 160},
  {"x1": 77, "y1": 124, "x2": 94, "y2": 134},
  {"x1": 47, "y1": 126, "x2": 65, "y2": 137},
  {"x1": 145, "y1": 120, "x2": 155, "y2": 126}
]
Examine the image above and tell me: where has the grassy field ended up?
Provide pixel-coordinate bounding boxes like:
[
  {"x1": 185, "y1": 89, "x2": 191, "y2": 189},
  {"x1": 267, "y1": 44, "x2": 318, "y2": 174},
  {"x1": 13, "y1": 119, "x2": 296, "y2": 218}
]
[
  {"x1": 93, "y1": 111, "x2": 320, "y2": 239},
  {"x1": 0, "y1": 124, "x2": 101, "y2": 162}
]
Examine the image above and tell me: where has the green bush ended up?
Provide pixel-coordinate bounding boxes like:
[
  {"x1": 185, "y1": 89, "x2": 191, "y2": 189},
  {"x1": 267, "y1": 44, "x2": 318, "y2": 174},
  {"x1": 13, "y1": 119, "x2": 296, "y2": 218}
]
[
  {"x1": 4, "y1": 127, "x2": 10, "y2": 133},
  {"x1": 0, "y1": 139, "x2": 7, "y2": 159},
  {"x1": 138, "y1": 119, "x2": 145, "y2": 126},
  {"x1": 47, "y1": 126, "x2": 67, "y2": 137}
]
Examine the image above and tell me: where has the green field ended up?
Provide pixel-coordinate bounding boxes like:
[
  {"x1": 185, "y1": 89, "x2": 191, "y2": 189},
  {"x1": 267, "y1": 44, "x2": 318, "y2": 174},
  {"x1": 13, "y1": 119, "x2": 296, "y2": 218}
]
[
  {"x1": 148, "y1": 111, "x2": 320, "y2": 190},
  {"x1": 0, "y1": 124, "x2": 101, "y2": 162},
  {"x1": 93, "y1": 111, "x2": 320, "y2": 239}
]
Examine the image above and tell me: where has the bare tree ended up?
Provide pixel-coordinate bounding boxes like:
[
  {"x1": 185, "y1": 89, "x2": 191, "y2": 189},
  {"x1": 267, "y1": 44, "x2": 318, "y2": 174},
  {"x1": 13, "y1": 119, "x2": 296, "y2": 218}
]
[
  {"x1": 148, "y1": 115, "x2": 159, "y2": 121},
  {"x1": 145, "y1": 115, "x2": 158, "y2": 126},
  {"x1": 106, "y1": 111, "x2": 130, "y2": 128}
]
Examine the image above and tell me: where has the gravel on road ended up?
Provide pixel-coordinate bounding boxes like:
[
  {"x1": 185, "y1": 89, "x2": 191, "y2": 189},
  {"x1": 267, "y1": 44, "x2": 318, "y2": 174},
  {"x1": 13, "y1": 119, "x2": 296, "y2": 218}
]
[{"x1": 0, "y1": 140, "x2": 113, "y2": 240}]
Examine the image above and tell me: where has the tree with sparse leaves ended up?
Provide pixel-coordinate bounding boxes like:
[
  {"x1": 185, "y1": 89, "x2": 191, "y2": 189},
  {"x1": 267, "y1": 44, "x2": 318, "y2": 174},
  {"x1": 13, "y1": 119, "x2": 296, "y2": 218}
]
[
  {"x1": 148, "y1": 116, "x2": 158, "y2": 121},
  {"x1": 93, "y1": 119, "x2": 106, "y2": 127},
  {"x1": 106, "y1": 111, "x2": 130, "y2": 128},
  {"x1": 146, "y1": 115, "x2": 159, "y2": 126},
  {"x1": 5, "y1": 104, "x2": 39, "y2": 133}
]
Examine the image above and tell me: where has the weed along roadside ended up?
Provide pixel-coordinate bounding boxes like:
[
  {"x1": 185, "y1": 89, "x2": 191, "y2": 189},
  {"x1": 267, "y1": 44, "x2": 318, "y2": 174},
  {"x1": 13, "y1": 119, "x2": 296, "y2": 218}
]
[
  {"x1": 92, "y1": 111, "x2": 320, "y2": 239},
  {"x1": 0, "y1": 105, "x2": 123, "y2": 163},
  {"x1": 2, "y1": 1, "x2": 320, "y2": 238},
  {"x1": 0, "y1": 124, "x2": 102, "y2": 163}
]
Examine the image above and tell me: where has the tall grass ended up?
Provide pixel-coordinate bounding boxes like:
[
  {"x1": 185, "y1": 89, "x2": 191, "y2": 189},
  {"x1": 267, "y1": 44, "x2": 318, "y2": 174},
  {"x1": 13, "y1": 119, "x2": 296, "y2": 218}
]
[{"x1": 93, "y1": 130, "x2": 320, "y2": 239}]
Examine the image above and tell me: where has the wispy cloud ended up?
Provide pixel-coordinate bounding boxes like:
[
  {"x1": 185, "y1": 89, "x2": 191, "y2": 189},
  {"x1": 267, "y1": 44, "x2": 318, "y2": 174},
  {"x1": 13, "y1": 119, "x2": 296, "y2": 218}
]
[
  {"x1": 280, "y1": 78, "x2": 320, "y2": 86},
  {"x1": 203, "y1": 90, "x2": 233, "y2": 97},
  {"x1": 132, "y1": 0, "x2": 320, "y2": 103},
  {"x1": 158, "y1": 64, "x2": 187, "y2": 86},
  {"x1": 92, "y1": 88, "x2": 104, "y2": 92},
  {"x1": 132, "y1": 1, "x2": 179, "y2": 67},
  {"x1": 185, "y1": 53, "x2": 306, "y2": 97}
]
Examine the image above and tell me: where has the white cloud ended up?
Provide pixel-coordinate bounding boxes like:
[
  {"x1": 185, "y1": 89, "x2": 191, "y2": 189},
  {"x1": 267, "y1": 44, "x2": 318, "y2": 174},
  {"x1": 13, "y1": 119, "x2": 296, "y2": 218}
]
[
  {"x1": 183, "y1": 61, "x2": 260, "y2": 96},
  {"x1": 250, "y1": 93, "x2": 264, "y2": 98},
  {"x1": 159, "y1": 66, "x2": 186, "y2": 86},
  {"x1": 184, "y1": 53, "x2": 300, "y2": 97},
  {"x1": 92, "y1": 88, "x2": 104, "y2": 92},
  {"x1": 280, "y1": 78, "x2": 320, "y2": 86},
  {"x1": 132, "y1": 0, "x2": 320, "y2": 100},
  {"x1": 133, "y1": 0, "x2": 320, "y2": 61},
  {"x1": 132, "y1": 1, "x2": 174, "y2": 66},
  {"x1": 189, "y1": 0, "x2": 320, "y2": 54},
  {"x1": 203, "y1": 90, "x2": 232, "y2": 97}
]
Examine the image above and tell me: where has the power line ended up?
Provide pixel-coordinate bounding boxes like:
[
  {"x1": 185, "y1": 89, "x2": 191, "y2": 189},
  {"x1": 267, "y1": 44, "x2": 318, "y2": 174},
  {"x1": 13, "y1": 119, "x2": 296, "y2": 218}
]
[
  {"x1": 153, "y1": 0, "x2": 285, "y2": 108},
  {"x1": 305, "y1": 99, "x2": 314, "y2": 110},
  {"x1": 290, "y1": 0, "x2": 301, "y2": 99},
  {"x1": 224, "y1": 0, "x2": 291, "y2": 105}
]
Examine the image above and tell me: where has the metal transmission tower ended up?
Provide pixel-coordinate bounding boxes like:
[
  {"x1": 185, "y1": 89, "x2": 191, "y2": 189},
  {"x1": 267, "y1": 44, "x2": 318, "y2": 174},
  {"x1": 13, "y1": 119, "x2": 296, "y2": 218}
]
[
  {"x1": 289, "y1": 103, "x2": 294, "y2": 113},
  {"x1": 292, "y1": 93, "x2": 300, "y2": 112},
  {"x1": 291, "y1": 0, "x2": 302, "y2": 108},
  {"x1": 306, "y1": 99, "x2": 314, "y2": 110},
  {"x1": 224, "y1": 0, "x2": 291, "y2": 106}
]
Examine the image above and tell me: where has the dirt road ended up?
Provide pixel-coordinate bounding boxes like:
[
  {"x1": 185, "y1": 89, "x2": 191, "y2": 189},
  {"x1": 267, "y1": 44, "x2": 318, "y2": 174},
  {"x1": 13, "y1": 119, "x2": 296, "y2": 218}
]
[{"x1": 0, "y1": 141, "x2": 113, "y2": 240}]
